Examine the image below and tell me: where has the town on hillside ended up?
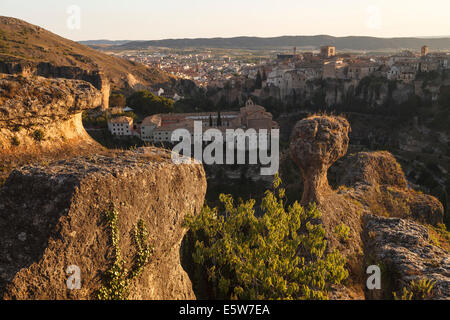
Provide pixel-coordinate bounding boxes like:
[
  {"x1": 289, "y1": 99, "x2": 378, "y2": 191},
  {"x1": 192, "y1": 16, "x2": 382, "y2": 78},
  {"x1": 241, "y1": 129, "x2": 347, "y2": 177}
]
[{"x1": 116, "y1": 45, "x2": 449, "y2": 99}]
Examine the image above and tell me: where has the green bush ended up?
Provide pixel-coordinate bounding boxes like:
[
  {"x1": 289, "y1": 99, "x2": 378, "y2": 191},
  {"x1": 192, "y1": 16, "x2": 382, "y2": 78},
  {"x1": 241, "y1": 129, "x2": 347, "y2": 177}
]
[
  {"x1": 335, "y1": 223, "x2": 350, "y2": 242},
  {"x1": 439, "y1": 86, "x2": 450, "y2": 109},
  {"x1": 393, "y1": 279, "x2": 435, "y2": 300},
  {"x1": 110, "y1": 111, "x2": 137, "y2": 120},
  {"x1": 184, "y1": 175, "x2": 349, "y2": 300},
  {"x1": 109, "y1": 93, "x2": 126, "y2": 109},
  {"x1": 82, "y1": 112, "x2": 108, "y2": 128}
]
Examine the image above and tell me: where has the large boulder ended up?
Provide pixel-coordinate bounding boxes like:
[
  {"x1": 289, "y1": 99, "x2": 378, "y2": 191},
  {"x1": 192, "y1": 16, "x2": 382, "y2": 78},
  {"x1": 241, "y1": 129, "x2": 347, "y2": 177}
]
[
  {"x1": 0, "y1": 74, "x2": 103, "y2": 176},
  {"x1": 339, "y1": 151, "x2": 407, "y2": 189},
  {"x1": 290, "y1": 115, "x2": 350, "y2": 205},
  {"x1": 0, "y1": 74, "x2": 102, "y2": 126},
  {"x1": 0, "y1": 148, "x2": 207, "y2": 300}
]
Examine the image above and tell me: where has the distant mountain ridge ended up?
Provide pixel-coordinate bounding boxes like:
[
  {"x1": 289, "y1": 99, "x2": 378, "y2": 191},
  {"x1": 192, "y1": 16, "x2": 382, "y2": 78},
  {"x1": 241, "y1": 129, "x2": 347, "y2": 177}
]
[
  {"x1": 91, "y1": 35, "x2": 450, "y2": 51},
  {"x1": 79, "y1": 40, "x2": 131, "y2": 46}
]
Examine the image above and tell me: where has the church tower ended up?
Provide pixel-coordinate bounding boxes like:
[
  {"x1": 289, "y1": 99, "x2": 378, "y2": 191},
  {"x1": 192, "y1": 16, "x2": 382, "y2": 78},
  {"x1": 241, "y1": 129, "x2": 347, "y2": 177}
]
[{"x1": 421, "y1": 45, "x2": 429, "y2": 57}]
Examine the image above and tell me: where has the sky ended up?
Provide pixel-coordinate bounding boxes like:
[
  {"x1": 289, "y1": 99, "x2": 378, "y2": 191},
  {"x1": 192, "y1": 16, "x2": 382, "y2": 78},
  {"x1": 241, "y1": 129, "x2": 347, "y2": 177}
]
[{"x1": 1, "y1": 0, "x2": 449, "y2": 41}]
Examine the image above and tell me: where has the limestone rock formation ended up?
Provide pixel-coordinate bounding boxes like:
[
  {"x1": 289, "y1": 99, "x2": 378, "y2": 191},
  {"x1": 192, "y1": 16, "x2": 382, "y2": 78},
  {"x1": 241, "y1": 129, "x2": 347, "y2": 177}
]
[
  {"x1": 363, "y1": 215, "x2": 450, "y2": 300},
  {"x1": 290, "y1": 115, "x2": 350, "y2": 205},
  {"x1": 338, "y1": 151, "x2": 444, "y2": 226},
  {"x1": 339, "y1": 151, "x2": 407, "y2": 188},
  {"x1": 0, "y1": 63, "x2": 111, "y2": 110},
  {"x1": 290, "y1": 115, "x2": 364, "y2": 297},
  {"x1": 0, "y1": 75, "x2": 102, "y2": 126},
  {"x1": 0, "y1": 74, "x2": 103, "y2": 177},
  {"x1": 0, "y1": 148, "x2": 206, "y2": 300},
  {"x1": 289, "y1": 114, "x2": 447, "y2": 299}
]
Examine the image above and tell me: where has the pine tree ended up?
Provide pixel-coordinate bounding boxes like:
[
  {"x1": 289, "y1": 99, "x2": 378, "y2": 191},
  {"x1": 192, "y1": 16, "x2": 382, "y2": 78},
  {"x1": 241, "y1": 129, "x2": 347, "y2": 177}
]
[{"x1": 255, "y1": 71, "x2": 262, "y2": 89}]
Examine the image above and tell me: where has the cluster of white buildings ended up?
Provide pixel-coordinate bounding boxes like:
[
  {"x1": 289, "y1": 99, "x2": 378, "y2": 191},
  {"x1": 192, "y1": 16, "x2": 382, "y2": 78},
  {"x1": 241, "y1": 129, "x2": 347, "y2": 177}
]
[{"x1": 107, "y1": 100, "x2": 279, "y2": 143}]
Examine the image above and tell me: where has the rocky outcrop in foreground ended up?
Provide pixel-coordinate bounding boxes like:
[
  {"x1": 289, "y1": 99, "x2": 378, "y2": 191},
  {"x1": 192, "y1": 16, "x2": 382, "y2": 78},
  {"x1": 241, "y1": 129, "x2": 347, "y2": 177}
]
[
  {"x1": 0, "y1": 74, "x2": 102, "y2": 170},
  {"x1": 0, "y1": 148, "x2": 206, "y2": 299},
  {"x1": 289, "y1": 114, "x2": 448, "y2": 299},
  {"x1": 364, "y1": 215, "x2": 449, "y2": 300},
  {"x1": 0, "y1": 62, "x2": 110, "y2": 110}
]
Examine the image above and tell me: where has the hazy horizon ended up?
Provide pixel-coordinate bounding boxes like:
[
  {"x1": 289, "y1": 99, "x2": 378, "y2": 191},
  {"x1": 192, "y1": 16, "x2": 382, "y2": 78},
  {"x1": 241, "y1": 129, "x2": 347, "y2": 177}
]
[
  {"x1": 1, "y1": 0, "x2": 450, "y2": 41},
  {"x1": 78, "y1": 34, "x2": 450, "y2": 43}
]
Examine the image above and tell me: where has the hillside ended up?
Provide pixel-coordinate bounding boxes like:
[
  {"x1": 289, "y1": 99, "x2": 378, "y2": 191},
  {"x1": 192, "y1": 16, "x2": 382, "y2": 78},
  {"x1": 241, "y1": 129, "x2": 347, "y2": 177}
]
[
  {"x1": 110, "y1": 35, "x2": 450, "y2": 51},
  {"x1": 0, "y1": 16, "x2": 172, "y2": 90}
]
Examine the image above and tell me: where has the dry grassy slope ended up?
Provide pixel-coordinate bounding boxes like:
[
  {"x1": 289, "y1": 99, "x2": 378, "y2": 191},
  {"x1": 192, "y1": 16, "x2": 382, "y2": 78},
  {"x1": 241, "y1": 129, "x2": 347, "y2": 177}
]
[{"x1": 0, "y1": 16, "x2": 172, "y2": 90}]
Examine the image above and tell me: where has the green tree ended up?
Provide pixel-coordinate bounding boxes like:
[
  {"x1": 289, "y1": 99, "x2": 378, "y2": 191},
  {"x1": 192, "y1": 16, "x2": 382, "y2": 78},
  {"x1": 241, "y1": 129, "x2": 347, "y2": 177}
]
[
  {"x1": 184, "y1": 175, "x2": 349, "y2": 300},
  {"x1": 255, "y1": 70, "x2": 262, "y2": 89},
  {"x1": 126, "y1": 90, "x2": 174, "y2": 117},
  {"x1": 109, "y1": 93, "x2": 126, "y2": 109},
  {"x1": 262, "y1": 70, "x2": 267, "y2": 81}
]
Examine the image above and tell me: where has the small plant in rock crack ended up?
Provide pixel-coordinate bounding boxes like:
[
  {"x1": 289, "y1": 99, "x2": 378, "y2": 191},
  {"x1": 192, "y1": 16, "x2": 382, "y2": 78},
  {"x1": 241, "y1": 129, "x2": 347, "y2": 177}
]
[
  {"x1": 32, "y1": 129, "x2": 45, "y2": 142},
  {"x1": 97, "y1": 204, "x2": 153, "y2": 300},
  {"x1": 393, "y1": 278, "x2": 436, "y2": 300}
]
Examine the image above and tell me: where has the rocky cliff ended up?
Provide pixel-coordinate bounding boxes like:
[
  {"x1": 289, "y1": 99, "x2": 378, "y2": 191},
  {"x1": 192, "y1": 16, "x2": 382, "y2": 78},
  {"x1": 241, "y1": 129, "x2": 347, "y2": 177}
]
[
  {"x1": 0, "y1": 61, "x2": 110, "y2": 110},
  {"x1": 289, "y1": 114, "x2": 449, "y2": 299},
  {"x1": 0, "y1": 70, "x2": 208, "y2": 300},
  {"x1": 262, "y1": 77, "x2": 420, "y2": 108},
  {"x1": 0, "y1": 148, "x2": 206, "y2": 299},
  {"x1": 0, "y1": 74, "x2": 103, "y2": 174}
]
